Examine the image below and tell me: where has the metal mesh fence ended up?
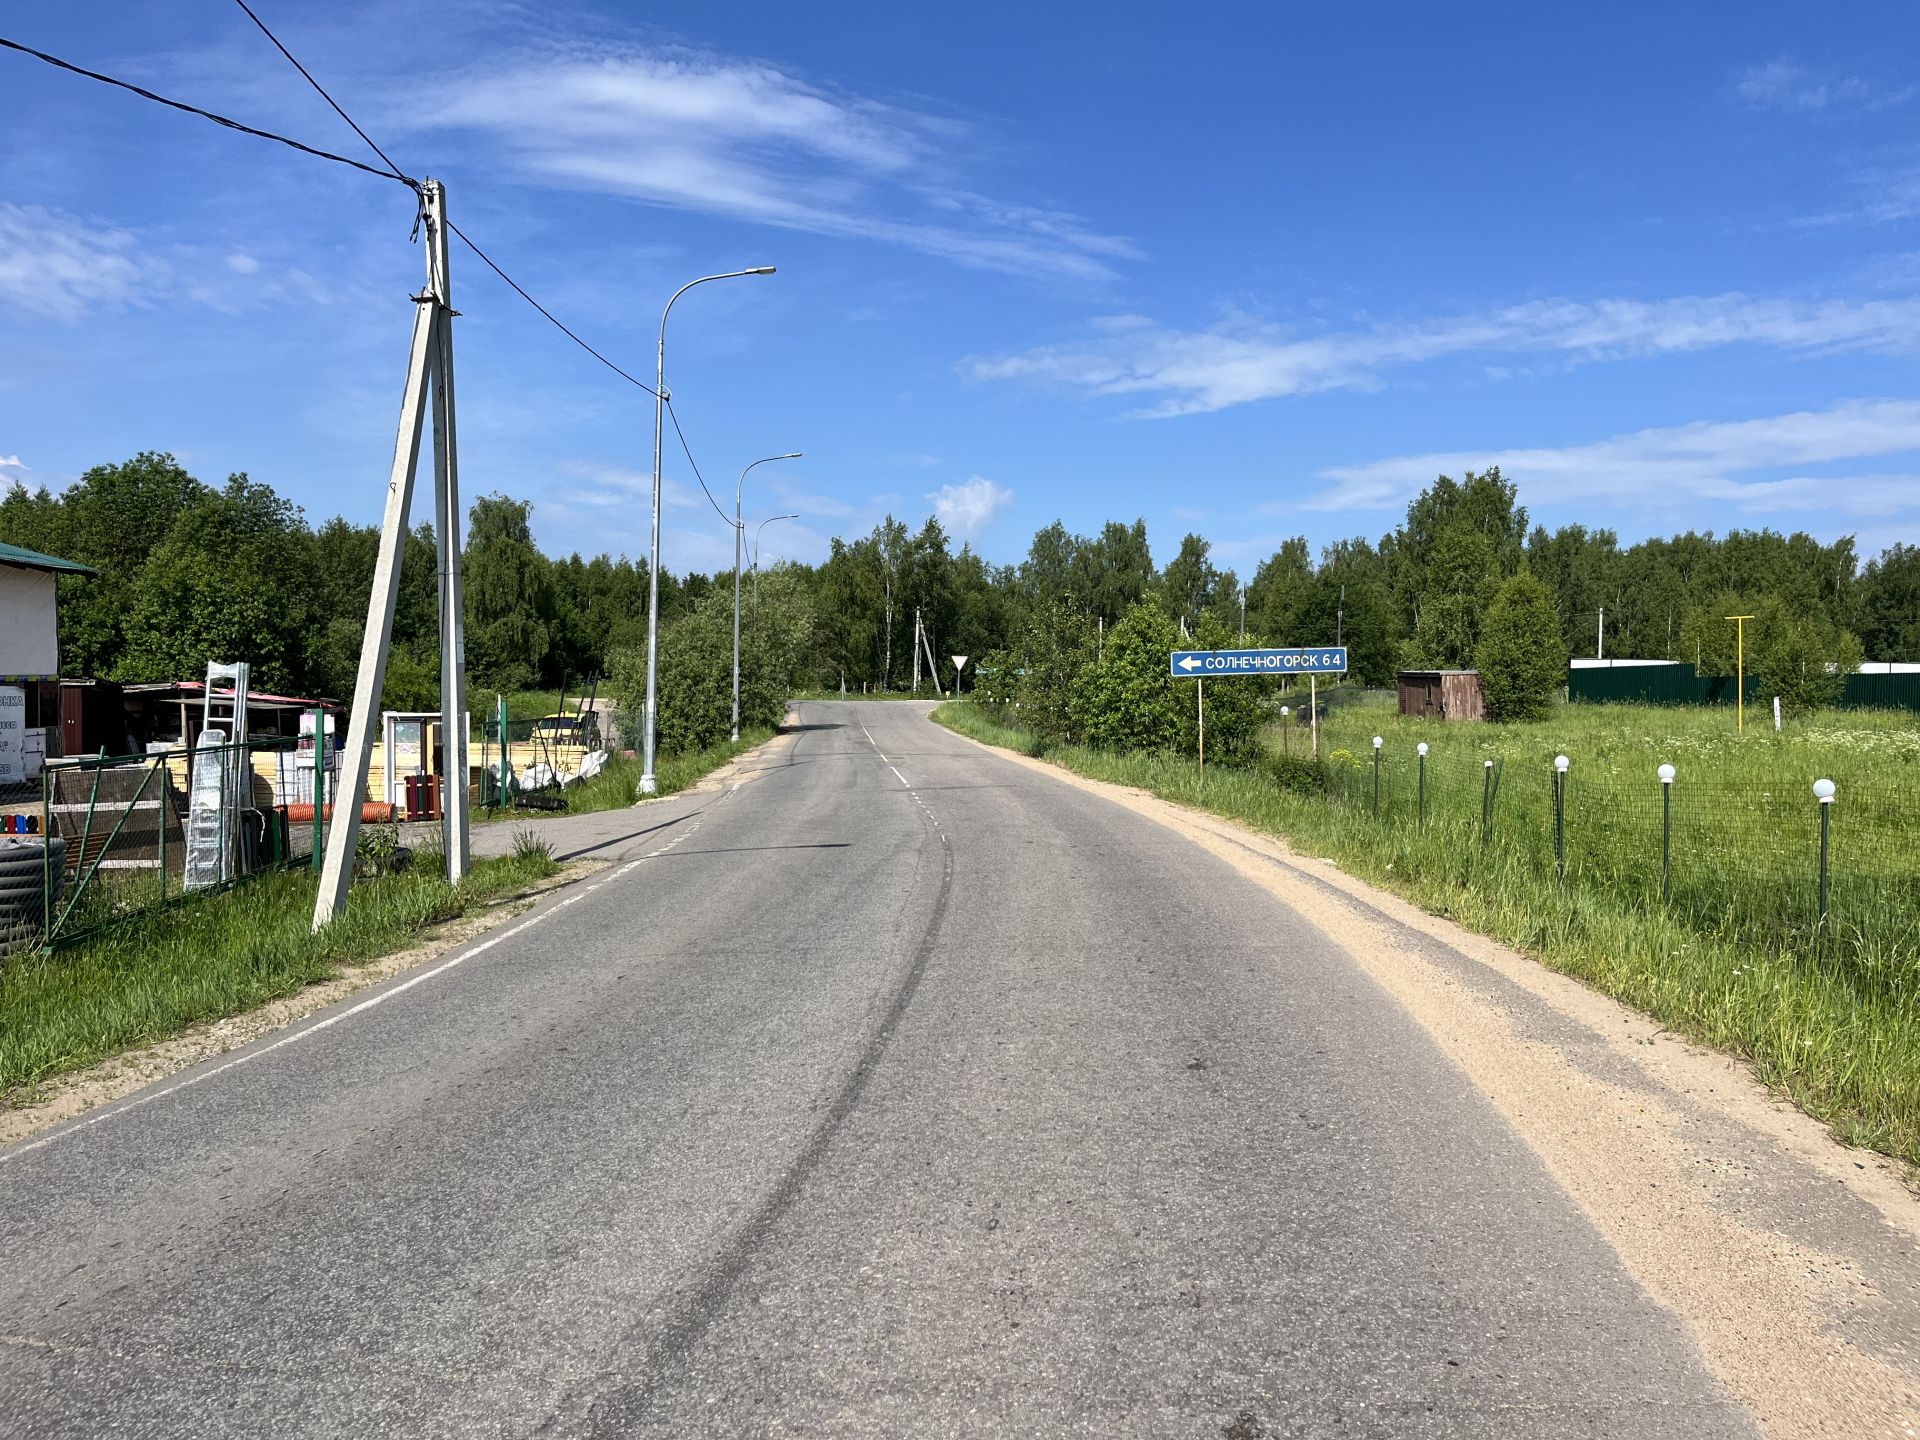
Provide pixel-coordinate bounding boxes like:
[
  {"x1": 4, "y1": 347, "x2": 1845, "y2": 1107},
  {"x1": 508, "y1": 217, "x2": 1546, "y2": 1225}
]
[
  {"x1": 12, "y1": 736, "x2": 342, "y2": 951},
  {"x1": 475, "y1": 712, "x2": 606, "y2": 813},
  {"x1": 1317, "y1": 742, "x2": 1916, "y2": 965}
]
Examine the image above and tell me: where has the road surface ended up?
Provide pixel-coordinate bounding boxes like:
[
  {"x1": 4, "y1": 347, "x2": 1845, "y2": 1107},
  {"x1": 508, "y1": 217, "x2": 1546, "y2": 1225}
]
[{"x1": 1, "y1": 700, "x2": 1753, "y2": 1437}]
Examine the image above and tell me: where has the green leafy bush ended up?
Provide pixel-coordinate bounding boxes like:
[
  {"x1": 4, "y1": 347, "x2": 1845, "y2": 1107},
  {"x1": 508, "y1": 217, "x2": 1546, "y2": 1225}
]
[{"x1": 1477, "y1": 570, "x2": 1565, "y2": 722}]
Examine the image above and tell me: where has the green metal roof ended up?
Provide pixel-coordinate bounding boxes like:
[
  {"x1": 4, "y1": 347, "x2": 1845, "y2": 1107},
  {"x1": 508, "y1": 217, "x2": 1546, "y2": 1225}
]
[{"x1": 0, "y1": 541, "x2": 96, "y2": 576}]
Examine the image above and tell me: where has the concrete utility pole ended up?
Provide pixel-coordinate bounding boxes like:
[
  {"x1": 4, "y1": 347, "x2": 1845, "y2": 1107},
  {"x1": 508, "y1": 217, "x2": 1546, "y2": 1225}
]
[
  {"x1": 315, "y1": 179, "x2": 469, "y2": 930},
  {"x1": 1597, "y1": 607, "x2": 1605, "y2": 661},
  {"x1": 919, "y1": 610, "x2": 945, "y2": 698},
  {"x1": 640, "y1": 267, "x2": 775, "y2": 797},
  {"x1": 912, "y1": 607, "x2": 923, "y2": 694},
  {"x1": 733, "y1": 454, "x2": 801, "y2": 742}
]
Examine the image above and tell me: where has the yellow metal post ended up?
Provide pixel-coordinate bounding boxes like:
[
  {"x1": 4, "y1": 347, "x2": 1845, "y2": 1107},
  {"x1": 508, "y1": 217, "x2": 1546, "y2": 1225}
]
[{"x1": 1725, "y1": 614, "x2": 1754, "y2": 733}]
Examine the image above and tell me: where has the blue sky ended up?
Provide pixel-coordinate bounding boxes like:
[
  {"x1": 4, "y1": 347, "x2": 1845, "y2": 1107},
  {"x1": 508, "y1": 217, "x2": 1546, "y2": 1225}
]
[{"x1": 3, "y1": 1, "x2": 1919, "y2": 576}]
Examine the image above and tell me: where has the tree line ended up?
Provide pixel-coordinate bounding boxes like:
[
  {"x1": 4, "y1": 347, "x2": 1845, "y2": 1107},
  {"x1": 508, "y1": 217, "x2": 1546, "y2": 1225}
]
[{"x1": 5, "y1": 453, "x2": 1913, "y2": 748}]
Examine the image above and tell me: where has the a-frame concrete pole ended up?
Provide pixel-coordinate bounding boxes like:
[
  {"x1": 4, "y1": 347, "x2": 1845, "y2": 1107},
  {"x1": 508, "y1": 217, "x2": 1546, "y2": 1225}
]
[
  {"x1": 313, "y1": 180, "x2": 452, "y2": 929},
  {"x1": 424, "y1": 184, "x2": 471, "y2": 882}
]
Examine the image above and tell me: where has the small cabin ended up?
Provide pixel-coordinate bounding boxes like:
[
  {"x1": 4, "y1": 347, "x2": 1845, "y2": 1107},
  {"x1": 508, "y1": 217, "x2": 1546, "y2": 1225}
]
[
  {"x1": 0, "y1": 541, "x2": 97, "y2": 780},
  {"x1": 1397, "y1": 669, "x2": 1485, "y2": 722}
]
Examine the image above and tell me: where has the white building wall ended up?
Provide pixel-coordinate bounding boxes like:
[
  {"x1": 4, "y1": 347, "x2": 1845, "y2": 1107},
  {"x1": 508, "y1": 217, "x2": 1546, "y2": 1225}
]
[{"x1": 0, "y1": 567, "x2": 59, "y2": 678}]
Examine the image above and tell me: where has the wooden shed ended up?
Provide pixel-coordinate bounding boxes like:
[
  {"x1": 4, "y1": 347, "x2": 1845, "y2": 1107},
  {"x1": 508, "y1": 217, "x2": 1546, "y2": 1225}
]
[{"x1": 1397, "y1": 669, "x2": 1485, "y2": 722}]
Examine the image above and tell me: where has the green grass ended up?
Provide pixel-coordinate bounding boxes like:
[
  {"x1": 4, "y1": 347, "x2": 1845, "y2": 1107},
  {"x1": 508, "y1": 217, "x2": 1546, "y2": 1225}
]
[
  {"x1": 934, "y1": 698, "x2": 1920, "y2": 1167},
  {"x1": 0, "y1": 848, "x2": 561, "y2": 1097}
]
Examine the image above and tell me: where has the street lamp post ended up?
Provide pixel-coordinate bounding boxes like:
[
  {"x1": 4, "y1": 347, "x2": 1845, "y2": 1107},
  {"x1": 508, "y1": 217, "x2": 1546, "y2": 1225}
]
[
  {"x1": 734, "y1": 454, "x2": 801, "y2": 741},
  {"x1": 752, "y1": 513, "x2": 800, "y2": 601},
  {"x1": 640, "y1": 267, "x2": 775, "y2": 796}
]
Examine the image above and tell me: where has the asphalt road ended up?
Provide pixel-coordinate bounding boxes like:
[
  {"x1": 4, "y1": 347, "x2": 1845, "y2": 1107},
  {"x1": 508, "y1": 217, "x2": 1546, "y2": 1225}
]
[{"x1": 0, "y1": 700, "x2": 1755, "y2": 1438}]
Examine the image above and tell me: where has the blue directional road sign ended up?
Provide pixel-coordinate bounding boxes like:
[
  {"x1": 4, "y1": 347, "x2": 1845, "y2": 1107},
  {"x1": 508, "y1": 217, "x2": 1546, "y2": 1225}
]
[{"x1": 1170, "y1": 646, "x2": 1348, "y2": 677}]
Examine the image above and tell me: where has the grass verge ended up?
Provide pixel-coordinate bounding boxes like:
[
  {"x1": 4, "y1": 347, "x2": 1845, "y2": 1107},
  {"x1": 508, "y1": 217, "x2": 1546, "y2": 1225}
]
[
  {"x1": 933, "y1": 699, "x2": 1920, "y2": 1168},
  {"x1": 0, "y1": 848, "x2": 562, "y2": 1097}
]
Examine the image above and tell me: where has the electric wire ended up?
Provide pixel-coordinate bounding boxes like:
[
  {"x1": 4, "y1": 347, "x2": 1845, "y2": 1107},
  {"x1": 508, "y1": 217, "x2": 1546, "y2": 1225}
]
[
  {"x1": 667, "y1": 398, "x2": 746, "y2": 530},
  {"x1": 8, "y1": 27, "x2": 676, "y2": 437},
  {"x1": 230, "y1": 0, "x2": 410, "y2": 184},
  {"x1": 445, "y1": 221, "x2": 662, "y2": 399},
  {"x1": 0, "y1": 35, "x2": 413, "y2": 185},
  {"x1": 217, "y1": 8, "x2": 666, "y2": 401}
]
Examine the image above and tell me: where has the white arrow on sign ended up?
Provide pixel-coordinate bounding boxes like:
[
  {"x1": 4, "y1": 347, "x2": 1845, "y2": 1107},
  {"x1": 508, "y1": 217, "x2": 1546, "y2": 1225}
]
[
  {"x1": 952, "y1": 655, "x2": 969, "y2": 672},
  {"x1": 1176, "y1": 655, "x2": 1203, "y2": 672}
]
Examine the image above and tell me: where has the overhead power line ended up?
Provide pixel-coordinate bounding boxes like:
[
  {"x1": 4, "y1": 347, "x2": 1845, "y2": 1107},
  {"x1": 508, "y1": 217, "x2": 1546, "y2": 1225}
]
[
  {"x1": 0, "y1": 35, "x2": 413, "y2": 185},
  {"x1": 445, "y1": 220, "x2": 661, "y2": 399},
  {"x1": 230, "y1": 0, "x2": 410, "y2": 183},
  {"x1": 6, "y1": 26, "x2": 670, "y2": 404},
  {"x1": 225, "y1": 3, "x2": 666, "y2": 401},
  {"x1": 668, "y1": 398, "x2": 745, "y2": 529}
]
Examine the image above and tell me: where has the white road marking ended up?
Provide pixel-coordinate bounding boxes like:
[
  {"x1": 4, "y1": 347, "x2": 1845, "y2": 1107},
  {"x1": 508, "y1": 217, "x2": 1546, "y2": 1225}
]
[
  {"x1": 888, "y1": 765, "x2": 909, "y2": 787},
  {"x1": 2, "y1": 888, "x2": 595, "y2": 1163}
]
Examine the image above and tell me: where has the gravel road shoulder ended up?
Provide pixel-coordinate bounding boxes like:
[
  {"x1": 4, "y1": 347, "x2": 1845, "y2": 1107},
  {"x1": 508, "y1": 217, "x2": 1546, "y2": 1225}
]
[{"x1": 944, "y1": 722, "x2": 1920, "y2": 1440}]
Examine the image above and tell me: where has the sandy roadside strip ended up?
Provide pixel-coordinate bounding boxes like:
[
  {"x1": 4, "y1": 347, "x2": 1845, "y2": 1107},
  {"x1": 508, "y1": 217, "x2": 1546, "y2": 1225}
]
[
  {"x1": 942, "y1": 722, "x2": 1920, "y2": 1440},
  {"x1": 0, "y1": 729, "x2": 798, "y2": 1152}
]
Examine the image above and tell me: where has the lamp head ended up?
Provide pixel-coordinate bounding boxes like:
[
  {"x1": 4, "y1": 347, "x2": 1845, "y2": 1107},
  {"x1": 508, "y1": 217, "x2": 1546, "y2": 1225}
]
[
  {"x1": 1279, "y1": 706, "x2": 1289, "y2": 716},
  {"x1": 1658, "y1": 763, "x2": 1675, "y2": 784},
  {"x1": 748, "y1": 266, "x2": 776, "y2": 275},
  {"x1": 1372, "y1": 735, "x2": 1383, "y2": 749},
  {"x1": 1555, "y1": 754, "x2": 1570, "y2": 773},
  {"x1": 1813, "y1": 777, "x2": 1836, "y2": 803},
  {"x1": 1417, "y1": 742, "x2": 1428, "y2": 756}
]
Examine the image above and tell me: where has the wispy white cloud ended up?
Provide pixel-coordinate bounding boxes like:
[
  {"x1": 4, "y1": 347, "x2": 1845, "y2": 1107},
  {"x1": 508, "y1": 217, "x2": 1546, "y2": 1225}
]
[
  {"x1": 0, "y1": 204, "x2": 155, "y2": 322},
  {"x1": 0, "y1": 455, "x2": 24, "y2": 470},
  {"x1": 1734, "y1": 59, "x2": 1883, "y2": 113},
  {"x1": 971, "y1": 293, "x2": 1920, "y2": 416},
  {"x1": 928, "y1": 476, "x2": 1014, "y2": 537},
  {"x1": 1304, "y1": 399, "x2": 1920, "y2": 518},
  {"x1": 407, "y1": 48, "x2": 1134, "y2": 282},
  {"x1": 1792, "y1": 166, "x2": 1920, "y2": 229}
]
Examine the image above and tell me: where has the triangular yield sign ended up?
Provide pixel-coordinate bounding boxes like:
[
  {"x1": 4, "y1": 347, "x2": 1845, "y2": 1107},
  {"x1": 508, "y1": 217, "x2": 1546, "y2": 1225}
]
[{"x1": 951, "y1": 655, "x2": 969, "y2": 671}]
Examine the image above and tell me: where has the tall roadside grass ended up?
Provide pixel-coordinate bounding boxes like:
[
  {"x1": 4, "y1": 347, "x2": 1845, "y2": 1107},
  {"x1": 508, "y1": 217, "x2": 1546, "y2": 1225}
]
[
  {"x1": 934, "y1": 699, "x2": 1920, "y2": 1167},
  {"x1": 0, "y1": 848, "x2": 560, "y2": 1096}
]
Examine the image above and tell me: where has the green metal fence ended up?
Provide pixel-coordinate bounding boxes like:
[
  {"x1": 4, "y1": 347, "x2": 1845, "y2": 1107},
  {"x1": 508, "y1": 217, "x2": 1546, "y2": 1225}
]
[
  {"x1": 31, "y1": 736, "x2": 320, "y2": 950},
  {"x1": 1569, "y1": 663, "x2": 1920, "y2": 713}
]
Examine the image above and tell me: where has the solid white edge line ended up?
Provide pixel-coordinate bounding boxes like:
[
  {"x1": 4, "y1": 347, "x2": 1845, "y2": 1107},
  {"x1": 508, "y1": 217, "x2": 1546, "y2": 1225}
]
[
  {"x1": 889, "y1": 765, "x2": 909, "y2": 787},
  {"x1": 3, "y1": 886, "x2": 596, "y2": 1164}
]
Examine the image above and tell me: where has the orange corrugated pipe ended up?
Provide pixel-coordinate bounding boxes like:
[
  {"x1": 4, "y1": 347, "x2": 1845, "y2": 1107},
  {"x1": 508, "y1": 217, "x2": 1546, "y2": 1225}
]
[{"x1": 280, "y1": 802, "x2": 396, "y2": 823}]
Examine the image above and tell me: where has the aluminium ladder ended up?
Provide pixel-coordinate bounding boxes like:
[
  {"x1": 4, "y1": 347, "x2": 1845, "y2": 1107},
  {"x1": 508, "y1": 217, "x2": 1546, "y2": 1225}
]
[{"x1": 183, "y1": 662, "x2": 250, "y2": 890}]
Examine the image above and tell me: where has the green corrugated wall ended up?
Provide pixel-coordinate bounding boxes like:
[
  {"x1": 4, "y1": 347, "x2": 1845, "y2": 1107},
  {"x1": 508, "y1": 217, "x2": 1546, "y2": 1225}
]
[{"x1": 1567, "y1": 663, "x2": 1920, "y2": 712}]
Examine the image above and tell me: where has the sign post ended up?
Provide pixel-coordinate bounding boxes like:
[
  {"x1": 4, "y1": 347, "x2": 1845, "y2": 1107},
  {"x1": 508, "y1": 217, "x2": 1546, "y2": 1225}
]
[
  {"x1": 1169, "y1": 647, "x2": 1347, "y2": 769},
  {"x1": 952, "y1": 654, "x2": 969, "y2": 695}
]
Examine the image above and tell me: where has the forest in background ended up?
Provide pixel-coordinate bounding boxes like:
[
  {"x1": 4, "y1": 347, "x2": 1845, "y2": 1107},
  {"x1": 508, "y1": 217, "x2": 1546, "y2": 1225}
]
[{"x1": 4, "y1": 452, "x2": 1916, "y2": 741}]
